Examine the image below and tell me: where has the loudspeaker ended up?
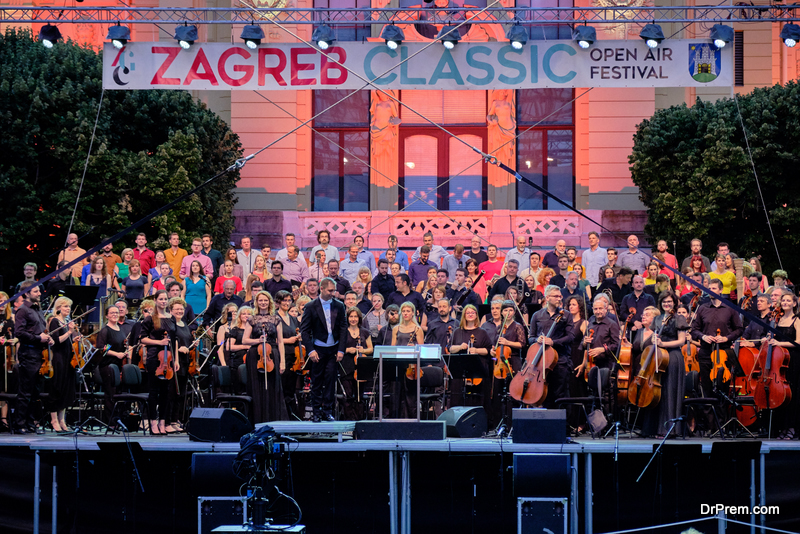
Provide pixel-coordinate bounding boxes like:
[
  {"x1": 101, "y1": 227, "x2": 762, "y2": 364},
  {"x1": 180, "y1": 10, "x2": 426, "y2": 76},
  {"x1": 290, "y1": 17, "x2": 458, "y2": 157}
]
[
  {"x1": 192, "y1": 454, "x2": 241, "y2": 496},
  {"x1": 355, "y1": 420, "x2": 445, "y2": 440},
  {"x1": 437, "y1": 406, "x2": 487, "y2": 438},
  {"x1": 188, "y1": 408, "x2": 253, "y2": 443},
  {"x1": 513, "y1": 454, "x2": 571, "y2": 498},
  {"x1": 512, "y1": 409, "x2": 566, "y2": 444}
]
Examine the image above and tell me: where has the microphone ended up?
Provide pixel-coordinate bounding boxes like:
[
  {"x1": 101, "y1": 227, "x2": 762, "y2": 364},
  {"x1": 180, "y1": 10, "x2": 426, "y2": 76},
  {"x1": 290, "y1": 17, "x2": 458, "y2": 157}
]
[{"x1": 116, "y1": 419, "x2": 129, "y2": 432}]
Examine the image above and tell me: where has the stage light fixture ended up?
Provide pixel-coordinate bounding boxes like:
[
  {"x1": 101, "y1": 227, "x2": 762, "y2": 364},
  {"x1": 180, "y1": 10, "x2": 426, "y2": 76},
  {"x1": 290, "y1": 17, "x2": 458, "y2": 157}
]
[
  {"x1": 639, "y1": 23, "x2": 664, "y2": 49},
  {"x1": 39, "y1": 24, "x2": 62, "y2": 49},
  {"x1": 107, "y1": 23, "x2": 131, "y2": 50},
  {"x1": 380, "y1": 24, "x2": 405, "y2": 50},
  {"x1": 240, "y1": 24, "x2": 265, "y2": 49},
  {"x1": 312, "y1": 24, "x2": 335, "y2": 50},
  {"x1": 175, "y1": 23, "x2": 198, "y2": 50},
  {"x1": 781, "y1": 23, "x2": 800, "y2": 48},
  {"x1": 437, "y1": 25, "x2": 460, "y2": 50},
  {"x1": 506, "y1": 24, "x2": 528, "y2": 50},
  {"x1": 709, "y1": 24, "x2": 733, "y2": 48},
  {"x1": 572, "y1": 24, "x2": 596, "y2": 49}
]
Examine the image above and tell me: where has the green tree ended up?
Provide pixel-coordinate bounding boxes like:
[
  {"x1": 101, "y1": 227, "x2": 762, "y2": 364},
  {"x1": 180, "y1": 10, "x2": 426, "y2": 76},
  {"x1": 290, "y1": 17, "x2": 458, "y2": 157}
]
[
  {"x1": 0, "y1": 28, "x2": 242, "y2": 284},
  {"x1": 630, "y1": 83, "x2": 800, "y2": 277}
]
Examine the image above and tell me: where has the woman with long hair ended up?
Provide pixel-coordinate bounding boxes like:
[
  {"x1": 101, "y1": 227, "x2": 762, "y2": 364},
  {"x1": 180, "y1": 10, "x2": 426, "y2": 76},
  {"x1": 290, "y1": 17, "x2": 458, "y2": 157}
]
[
  {"x1": 709, "y1": 254, "x2": 736, "y2": 299},
  {"x1": 358, "y1": 267, "x2": 373, "y2": 298},
  {"x1": 250, "y1": 255, "x2": 268, "y2": 283},
  {"x1": 597, "y1": 266, "x2": 615, "y2": 289},
  {"x1": 342, "y1": 307, "x2": 373, "y2": 420},
  {"x1": 653, "y1": 291, "x2": 688, "y2": 437},
  {"x1": 164, "y1": 297, "x2": 192, "y2": 433},
  {"x1": 276, "y1": 290, "x2": 300, "y2": 419},
  {"x1": 121, "y1": 259, "x2": 149, "y2": 308},
  {"x1": 215, "y1": 302, "x2": 240, "y2": 365},
  {"x1": 536, "y1": 268, "x2": 556, "y2": 294},
  {"x1": 139, "y1": 290, "x2": 171, "y2": 435},
  {"x1": 465, "y1": 259, "x2": 488, "y2": 303},
  {"x1": 449, "y1": 304, "x2": 492, "y2": 409},
  {"x1": 45, "y1": 297, "x2": 79, "y2": 431},
  {"x1": 769, "y1": 292, "x2": 800, "y2": 440},
  {"x1": 566, "y1": 294, "x2": 588, "y2": 430},
  {"x1": 85, "y1": 256, "x2": 113, "y2": 323},
  {"x1": 690, "y1": 255, "x2": 706, "y2": 274},
  {"x1": 220, "y1": 248, "x2": 245, "y2": 280},
  {"x1": 363, "y1": 293, "x2": 386, "y2": 345},
  {"x1": 241, "y1": 292, "x2": 287, "y2": 422},
  {"x1": 182, "y1": 260, "x2": 211, "y2": 315},
  {"x1": 749, "y1": 257, "x2": 770, "y2": 292},
  {"x1": 147, "y1": 251, "x2": 170, "y2": 287},
  {"x1": 571, "y1": 263, "x2": 592, "y2": 301},
  {"x1": 675, "y1": 267, "x2": 695, "y2": 296},
  {"x1": 95, "y1": 305, "x2": 130, "y2": 425}
]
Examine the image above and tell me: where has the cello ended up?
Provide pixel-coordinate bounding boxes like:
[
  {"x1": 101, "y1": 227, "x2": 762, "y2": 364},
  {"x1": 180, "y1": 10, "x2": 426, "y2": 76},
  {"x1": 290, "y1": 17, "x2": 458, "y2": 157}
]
[
  {"x1": 492, "y1": 315, "x2": 514, "y2": 381},
  {"x1": 733, "y1": 338, "x2": 759, "y2": 427},
  {"x1": 749, "y1": 308, "x2": 792, "y2": 410},
  {"x1": 709, "y1": 328, "x2": 731, "y2": 389},
  {"x1": 509, "y1": 309, "x2": 563, "y2": 406},
  {"x1": 615, "y1": 311, "x2": 637, "y2": 403},
  {"x1": 627, "y1": 310, "x2": 672, "y2": 408}
]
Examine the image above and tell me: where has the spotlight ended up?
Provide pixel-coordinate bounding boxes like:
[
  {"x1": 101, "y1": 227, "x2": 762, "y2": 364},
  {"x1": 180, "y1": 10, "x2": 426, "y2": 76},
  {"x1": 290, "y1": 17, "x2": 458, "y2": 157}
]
[
  {"x1": 709, "y1": 24, "x2": 733, "y2": 49},
  {"x1": 312, "y1": 24, "x2": 335, "y2": 50},
  {"x1": 175, "y1": 23, "x2": 198, "y2": 50},
  {"x1": 639, "y1": 23, "x2": 665, "y2": 49},
  {"x1": 39, "y1": 24, "x2": 62, "y2": 49},
  {"x1": 380, "y1": 24, "x2": 405, "y2": 50},
  {"x1": 572, "y1": 25, "x2": 596, "y2": 49},
  {"x1": 506, "y1": 24, "x2": 528, "y2": 50},
  {"x1": 106, "y1": 23, "x2": 131, "y2": 50},
  {"x1": 781, "y1": 23, "x2": 800, "y2": 48},
  {"x1": 240, "y1": 24, "x2": 265, "y2": 50},
  {"x1": 436, "y1": 25, "x2": 461, "y2": 50}
]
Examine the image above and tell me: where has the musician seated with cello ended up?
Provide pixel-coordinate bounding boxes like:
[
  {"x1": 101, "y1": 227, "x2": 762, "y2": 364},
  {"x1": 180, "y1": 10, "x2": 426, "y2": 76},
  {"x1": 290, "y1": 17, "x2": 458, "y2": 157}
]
[
  {"x1": 690, "y1": 279, "x2": 743, "y2": 400},
  {"x1": 740, "y1": 294, "x2": 772, "y2": 346},
  {"x1": 527, "y1": 285, "x2": 575, "y2": 408}
]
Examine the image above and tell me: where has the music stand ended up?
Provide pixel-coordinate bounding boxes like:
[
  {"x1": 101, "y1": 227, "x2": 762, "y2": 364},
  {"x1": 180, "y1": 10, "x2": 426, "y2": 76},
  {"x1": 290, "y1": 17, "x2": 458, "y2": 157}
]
[{"x1": 374, "y1": 345, "x2": 441, "y2": 422}]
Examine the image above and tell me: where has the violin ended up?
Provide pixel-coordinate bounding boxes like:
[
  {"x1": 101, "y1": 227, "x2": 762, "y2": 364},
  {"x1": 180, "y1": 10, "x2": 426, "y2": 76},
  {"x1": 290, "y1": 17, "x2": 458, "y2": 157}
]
[
  {"x1": 4, "y1": 342, "x2": 17, "y2": 373},
  {"x1": 187, "y1": 347, "x2": 199, "y2": 376},
  {"x1": 581, "y1": 328, "x2": 596, "y2": 381},
  {"x1": 682, "y1": 336, "x2": 700, "y2": 373},
  {"x1": 615, "y1": 310, "x2": 636, "y2": 403},
  {"x1": 71, "y1": 336, "x2": 86, "y2": 369},
  {"x1": 749, "y1": 307, "x2": 792, "y2": 410},
  {"x1": 627, "y1": 311, "x2": 671, "y2": 408},
  {"x1": 40, "y1": 344, "x2": 54, "y2": 379},
  {"x1": 709, "y1": 328, "x2": 731, "y2": 388},
  {"x1": 463, "y1": 334, "x2": 483, "y2": 387},
  {"x1": 406, "y1": 326, "x2": 423, "y2": 380},
  {"x1": 256, "y1": 333, "x2": 275, "y2": 373},
  {"x1": 492, "y1": 317, "x2": 514, "y2": 380},
  {"x1": 155, "y1": 339, "x2": 175, "y2": 381},
  {"x1": 509, "y1": 309, "x2": 563, "y2": 406},
  {"x1": 136, "y1": 344, "x2": 147, "y2": 370},
  {"x1": 690, "y1": 287, "x2": 702, "y2": 311},
  {"x1": 292, "y1": 327, "x2": 307, "y2": 374}
]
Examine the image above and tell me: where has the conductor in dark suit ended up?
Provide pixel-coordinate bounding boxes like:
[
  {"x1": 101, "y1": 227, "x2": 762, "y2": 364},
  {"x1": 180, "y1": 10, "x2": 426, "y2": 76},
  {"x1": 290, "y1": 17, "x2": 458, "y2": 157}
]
[{"x1": 300, "y1": 277, "x2": 348, "y2": 422}]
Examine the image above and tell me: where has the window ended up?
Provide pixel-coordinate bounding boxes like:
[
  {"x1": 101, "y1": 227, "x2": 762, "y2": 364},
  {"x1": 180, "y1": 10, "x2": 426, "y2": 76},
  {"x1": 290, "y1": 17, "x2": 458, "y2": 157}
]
[
  {"x1": 515, "y1": 0, "x2": 574, "y2": 40},
  {"x1": 313, "y1": 0, "x2": 371, "y2": 42},
  {"x1": 735, "y1": 31, "x2": 744, "y2": 87},
  {"x1": 312, "y1": 90, "x2": 370, "y2": 211},
  {"x1": 516, "y1": 89, "x2": 574, "y2": 210}
]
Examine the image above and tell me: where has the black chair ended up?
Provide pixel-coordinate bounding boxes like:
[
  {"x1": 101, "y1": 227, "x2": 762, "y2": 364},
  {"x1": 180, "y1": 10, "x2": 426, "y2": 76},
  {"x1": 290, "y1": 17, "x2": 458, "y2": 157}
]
[
  {"x1": 107, "y1": 364, "x2": 149, "y2": 435},
  {"x1": 682, "y1": 371, "x2": 724, "y2": 439},
  {"x1": 418, "y1": 366, "x2": 444, "y2": 420},
  {"x1": 211, "y1": 365, "x2": 252, "y2": 417},
  {"x1": 556, "y1": 367, "x2": 612, "y2": 438},
  {"x1": 0, "y1": 364, "x2": 18, "y2": 429}
]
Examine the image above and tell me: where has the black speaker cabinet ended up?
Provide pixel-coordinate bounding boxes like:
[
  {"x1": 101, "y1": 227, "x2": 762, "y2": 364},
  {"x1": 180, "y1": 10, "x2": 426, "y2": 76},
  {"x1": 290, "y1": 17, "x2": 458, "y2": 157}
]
[
  {"x1": 512, "y1": 409, "x2": 566, "y2": 444},
  {"x1": 355, "y1": 420, "x2": 445, "y2": 440},
  {"x1": 188, "y1": 407, "x2": 253, "y2": 442},
  {"x1": 437, "y1": 406, "x2": 487, "y2": 438},
  {"x1": 513, "y1": 453, "x2": 571, "y2": 498}
]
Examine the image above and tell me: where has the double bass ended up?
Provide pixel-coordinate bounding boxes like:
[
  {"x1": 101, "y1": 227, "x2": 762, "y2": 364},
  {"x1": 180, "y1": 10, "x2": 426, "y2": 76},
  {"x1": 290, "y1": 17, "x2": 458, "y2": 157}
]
[
  {"x1": 627, "y1": 311, "x2": 672, "y2": 408},
  {"x1": 509, "y1": 309, "x2": 563, "y2": 406},
  {"x1": 749, "y1": 308, "x2": 792, "y2": 410},
  {"x1": 615, "y1": 310, "x2": 637, "y2": 403}
]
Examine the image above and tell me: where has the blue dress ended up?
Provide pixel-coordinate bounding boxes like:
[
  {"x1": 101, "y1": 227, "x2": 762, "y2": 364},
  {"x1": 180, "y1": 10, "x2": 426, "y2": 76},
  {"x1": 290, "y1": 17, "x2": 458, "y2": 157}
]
[{"x1": 184, "y1": 276, "x2": 208, "y2": 316}]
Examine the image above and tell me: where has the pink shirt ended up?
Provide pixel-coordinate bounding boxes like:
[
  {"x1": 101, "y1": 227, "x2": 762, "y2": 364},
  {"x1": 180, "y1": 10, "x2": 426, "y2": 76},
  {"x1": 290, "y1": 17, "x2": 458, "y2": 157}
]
[{"x1": 180, "y1": 253, "x2": 214, "y2": 279}]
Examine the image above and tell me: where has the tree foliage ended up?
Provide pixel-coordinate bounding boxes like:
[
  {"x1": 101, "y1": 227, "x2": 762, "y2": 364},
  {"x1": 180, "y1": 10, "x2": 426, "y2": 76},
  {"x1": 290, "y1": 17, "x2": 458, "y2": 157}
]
[
  {"x1": 0, "y1": 28, "x2": 242, "y2": 282},
  {"x1": 630, "y1": 82, "x2": 800, "y2": 276}
]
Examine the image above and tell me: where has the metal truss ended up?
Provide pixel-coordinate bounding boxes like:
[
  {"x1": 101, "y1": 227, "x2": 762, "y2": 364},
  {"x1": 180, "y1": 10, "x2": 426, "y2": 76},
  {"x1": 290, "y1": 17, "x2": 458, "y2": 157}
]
[{"x1": 2, "y1": 5, "x2": 800, "y2": 26}]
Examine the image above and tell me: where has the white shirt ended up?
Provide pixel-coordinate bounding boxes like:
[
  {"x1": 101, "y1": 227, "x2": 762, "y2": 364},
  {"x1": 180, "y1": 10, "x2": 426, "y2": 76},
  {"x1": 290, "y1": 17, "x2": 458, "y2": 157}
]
[
  {"x1": 316, "y1": 297, "x2": 335, "y2": 347},
  {"x1": 340, "y1": 258, "x2": 366, "y2": 284},
  {"x1": 581, "y1": 246, "x2": 608, "y2": 286},
  {"x1": 276, "y1": 247, "x2": 306, "y2": 264},
  {"x1": 504, "y1": 247, "x2": 531, "y2": 272},
  {"x1": 310, "y1": 244, "x2": 339, "y2": 265}
]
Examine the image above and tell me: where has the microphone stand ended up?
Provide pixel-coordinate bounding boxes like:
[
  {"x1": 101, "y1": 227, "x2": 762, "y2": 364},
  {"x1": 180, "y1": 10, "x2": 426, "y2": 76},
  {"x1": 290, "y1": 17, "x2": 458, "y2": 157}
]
[{"x1": 636, "y1": 417, "x2": 682, "y2": 483}]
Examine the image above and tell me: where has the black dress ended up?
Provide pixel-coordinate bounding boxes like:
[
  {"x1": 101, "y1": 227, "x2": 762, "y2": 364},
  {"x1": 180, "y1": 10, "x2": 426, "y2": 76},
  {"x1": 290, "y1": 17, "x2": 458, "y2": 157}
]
[
  {"x1": 246, "y1": 313, "x2": 289, "y2": 423},
  {"x1": 45, "y1": 317, "x2": 76, "y2": 413},
  {"x1": 277, "y1": 313, "x2": 301, "y2": 418},
  {"x1": 165, "y1": 318, "x2": 193, "y2": 425},
  {"x1": 341, "y1": 327, "x2": 370, "y2": 420},
  {"x1": 653, "y1": 313, "x2": 688, "y2": 436},
  {"x1": 96, "y1": 325, "x2": 126, "y2": 422},
  {"x1": 449, "y1": 327, "x2": 492, "y2": 410},
  {"x1": 775, "y1": 317, "x2": 800, "y2": 434},
  {"x1": 567, "y1": 319, "x2": 587, "y2": 429},
  {"x1": 141, "y1": 315, "x2": 170, "y2": 421}
]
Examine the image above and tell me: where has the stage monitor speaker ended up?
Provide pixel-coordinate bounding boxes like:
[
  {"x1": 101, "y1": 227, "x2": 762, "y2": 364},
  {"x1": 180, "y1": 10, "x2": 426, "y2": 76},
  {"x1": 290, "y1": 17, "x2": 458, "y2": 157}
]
[
  {"x1": 517, "y1": 497, "x2": 568, "y2": 534},
  {"x1": 513, "y1": 454, "x2": 571, "y2": 498},
  {"x1": 437, "y1": 406, "x2": 487, "y2": 438},
  {"x1": 512, "y1": 409, "x2": 566, "y2": 444},
  {"x1": 188, "y1": 407, "x2": 253, "y2": 443},
  {"x1": 355, "y1": 420, "x2": 445, "y2": 440},
  {"x1": 192, "y1": 454, "x2": 241, "y2": 496}
]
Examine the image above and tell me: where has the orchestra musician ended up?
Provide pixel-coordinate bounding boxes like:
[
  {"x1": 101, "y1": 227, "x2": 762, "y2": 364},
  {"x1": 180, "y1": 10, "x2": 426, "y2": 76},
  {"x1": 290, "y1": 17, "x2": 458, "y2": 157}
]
[
  {"x1": 529, "y1": 285, "x2": 574, "y2": 408},
  {"x1": 241, "y1": 291, "x2": 285, "y2": 423},
  {"x1": 767, "y1": 290, "x2": 800, "y2": 440},
  {"x1": 164, "y1": 298, "x2": 192, "y2": 433},
  {"x1": 13, "y1": 282, "x2": 52, "y2": 434},
  {"x1": 450, "y1": 268, "x2": 481, "y2": 320},
  {"x1": 96, "y1": 305, "x2": 131, "y2": 426},
  {"x1": 449, "y1": 304, "x2": 492, "y2": 409},
  {"x1": 392, "y1": 302, "x2": 424, "y2": 418},
  {"x1": 690, "y1": 279, "x2": 743, "y2": 398},
  {"x1": 276, "y1": 290, "x2": 300, "y2": 419},
  {"x1": 741, "y1": 294, "x2": 772, "y2": 346},
  {"x1": 299, "y1": 278, "x2": 348, "y2": 423},
  {"x1": 652, "y1": 292, "x2": 689, "y2": 437},
  {"x1": 139, "y1": 290, "x2": 172, "y2": 435},
  {"x1": 375, "y1": 305, "x2": 400, "y2": 346},
  {"x1": 487, "y1": 301, "x2": 525, "y2": 429},
  {"x1": 342, "y1": 307, "x2": 373, "y2": 420},
  {"x1": 46, "y1": 297, "x2": 80, "y2": 432}
]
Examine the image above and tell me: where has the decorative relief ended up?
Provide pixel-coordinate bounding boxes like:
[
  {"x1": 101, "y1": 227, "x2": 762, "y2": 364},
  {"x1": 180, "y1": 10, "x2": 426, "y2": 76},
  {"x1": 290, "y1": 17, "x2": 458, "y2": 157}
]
[
  {"x1": 593, "y1": 0, "x2": 652, "y2": 38},
  {"x1": 300, "y1": 218, "x2": 369, "y2": 238},
  {"x1": 512, "y1": 217, "x2": 580, "y2": 236},
  {"x1": 392, "y1": 216, "x2": 489, "y2": 238}
]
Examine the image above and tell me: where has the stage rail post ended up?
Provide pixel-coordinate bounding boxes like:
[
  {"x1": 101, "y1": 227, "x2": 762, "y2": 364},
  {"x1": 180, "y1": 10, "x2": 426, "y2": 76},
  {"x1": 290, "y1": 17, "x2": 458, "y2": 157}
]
[
  {"x1": 52, "y1": 466, "x2": 57, "y2": 534},
  {"x1": 389, "y1": 450, "x2": 398, "y2": 534},
  {"x1": 759, "y1": 451, "x2": 766, "y2": 531},
  {"x1": 584, "y1": 452, "x2": 592, "y2": 534},
  {"x1": 33, "y1": 450, "x2": 40, "y2": 534},
  {"x1": 571, "y1": 452, "x2": 578, "y2": 534}
]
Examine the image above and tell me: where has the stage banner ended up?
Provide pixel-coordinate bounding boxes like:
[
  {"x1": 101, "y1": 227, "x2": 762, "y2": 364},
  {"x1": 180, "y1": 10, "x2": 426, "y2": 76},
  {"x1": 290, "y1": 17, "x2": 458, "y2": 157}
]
[{"x1": 103, "y1": 40, "x2": 732, "y2": 90}]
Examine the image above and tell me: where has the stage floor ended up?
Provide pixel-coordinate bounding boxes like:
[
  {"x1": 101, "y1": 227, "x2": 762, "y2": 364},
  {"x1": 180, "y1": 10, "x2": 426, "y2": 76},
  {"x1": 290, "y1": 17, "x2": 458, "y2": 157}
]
[{"x1": 1, "y1": 422, "x2": 799, "y2": 454}]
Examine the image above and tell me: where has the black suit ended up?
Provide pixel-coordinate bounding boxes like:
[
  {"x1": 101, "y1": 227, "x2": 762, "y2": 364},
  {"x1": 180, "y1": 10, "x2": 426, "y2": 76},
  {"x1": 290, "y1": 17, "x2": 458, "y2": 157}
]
[{"x1": 300, "y1": 297, "x2": 348, "y2": 416}]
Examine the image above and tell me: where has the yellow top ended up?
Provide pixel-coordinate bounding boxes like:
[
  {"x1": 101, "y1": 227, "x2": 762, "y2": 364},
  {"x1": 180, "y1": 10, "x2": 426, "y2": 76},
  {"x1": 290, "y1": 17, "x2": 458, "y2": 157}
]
[{"x1": 709, "y1": 270, "x2": 737, "y2": 295}]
